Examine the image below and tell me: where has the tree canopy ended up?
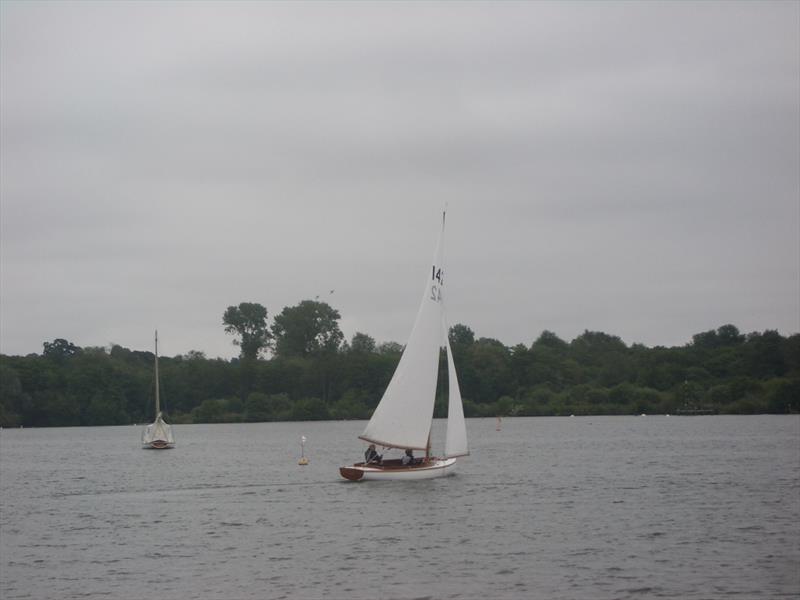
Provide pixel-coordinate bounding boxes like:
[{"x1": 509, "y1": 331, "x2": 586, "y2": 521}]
[
  {"x1": 349, "y1": 332, "x2": 377, "y2": 354},
  {"x1": 271, "y1": 300, "x2": 344, "y2": 358},
  {"x1": 223, "y1": 302, "x2": 272, "y2": 361}
]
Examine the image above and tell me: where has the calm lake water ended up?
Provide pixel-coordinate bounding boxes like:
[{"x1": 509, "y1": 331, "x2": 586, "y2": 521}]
[{"x1": 1, "y1": 416, "x2": 798, "y2": 599}]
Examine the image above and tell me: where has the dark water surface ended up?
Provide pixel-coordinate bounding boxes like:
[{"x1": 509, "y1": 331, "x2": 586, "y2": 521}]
[{"x1": 1, "y1": 416, "x2": 798, "y2": 599}]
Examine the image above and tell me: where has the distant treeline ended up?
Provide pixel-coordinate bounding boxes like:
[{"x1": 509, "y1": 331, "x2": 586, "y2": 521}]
[{"x1": 1, "y1": 300, "x2": 798, "y2": 427}]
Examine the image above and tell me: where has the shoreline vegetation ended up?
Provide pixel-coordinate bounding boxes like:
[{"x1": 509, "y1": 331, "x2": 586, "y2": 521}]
[{"x1": 1, "y1": 301, "x2": 798, "y2": 427}]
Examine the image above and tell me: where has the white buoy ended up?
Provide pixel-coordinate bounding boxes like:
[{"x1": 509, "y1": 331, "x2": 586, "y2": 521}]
[{"x1": 298, "y1": 435, "x2": 309, "y2": 465}]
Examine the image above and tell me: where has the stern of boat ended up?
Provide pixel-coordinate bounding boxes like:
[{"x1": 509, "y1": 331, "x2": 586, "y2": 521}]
[
  {"x1": 339, "y1": 466, "x2": 365, "y2": 481},
  {"x1": 144, "y1": 440, "x2": 174, "y2": 449}
]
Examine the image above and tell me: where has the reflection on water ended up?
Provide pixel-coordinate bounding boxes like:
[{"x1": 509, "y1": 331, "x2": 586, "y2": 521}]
[{"x1": 1, "y1": 416, "x2": 798, "y2": 599}]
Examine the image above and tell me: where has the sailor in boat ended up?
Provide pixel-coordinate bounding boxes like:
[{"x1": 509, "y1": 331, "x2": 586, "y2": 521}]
[
  {"x1": 402, "y1": 448, "x2": 421, "y2": 466},
  {"x1": 364, "y1": 444, "x2": 382, "y2": 465}
]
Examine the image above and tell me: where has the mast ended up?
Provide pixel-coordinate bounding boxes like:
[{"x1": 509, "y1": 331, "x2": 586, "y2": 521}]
[
  {"x1": 425, "y1": 430, "x2": 431, "y2": 462},
  {"x1": 154, "y1": 330, "x2": 160, "y2": 416}
]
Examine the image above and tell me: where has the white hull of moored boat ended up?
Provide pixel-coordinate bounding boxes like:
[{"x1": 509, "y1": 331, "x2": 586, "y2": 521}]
[{"x1": 340, "y1": 457, "x2": 457, "y2": 481}]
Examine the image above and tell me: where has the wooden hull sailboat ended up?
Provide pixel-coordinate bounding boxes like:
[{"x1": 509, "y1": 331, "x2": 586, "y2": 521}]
[
  {"x1": 340, "y1": 210, "x2": 468, "y2": 481},
  {"x1": 141, "y1": 331, "x2": 175, "y2": 450},
  {"x1": 340, "y1": 457, "x2": 457, "y2": 481}
]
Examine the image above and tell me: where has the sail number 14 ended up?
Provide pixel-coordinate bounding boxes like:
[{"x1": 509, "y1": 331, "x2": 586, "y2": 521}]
[{"x1": 430, "y1": 266, "x2": 443, "y2": 302}]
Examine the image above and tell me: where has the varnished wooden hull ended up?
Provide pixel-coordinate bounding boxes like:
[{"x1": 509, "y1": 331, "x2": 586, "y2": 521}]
[
  {"x1": 339, "y1": 457, "x2": 456, "y2": 481},
  {"x1": 142, "y1": 440, "x2": 174, "y2": 449}
]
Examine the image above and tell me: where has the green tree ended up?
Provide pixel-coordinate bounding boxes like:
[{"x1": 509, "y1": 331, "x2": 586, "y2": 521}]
[
  {"x1": 763, "y1": 378, "x2": 800, "y2": 413},
  {"x1": 330, "y1": 389, "x2": 370, "y2": 419},
  {"x1": 244, "y1": 392, "x2": 271, "y2": 422},
  {"x1": 716, "y1": 324, "x2": 745, "y2": 345},
  {"x1": 42, "y1": 338, "x2": 81, "y2": 363},
  {"x1": 266, "y1": 393, "x2": 293, "y2": 420},
  {"x1": 291, "y1": 397, "x2": 330, "y2": 420},
  {"x1": 0, "y1": 363, "x2": 25, "y2": 426},
  {"x1": 743, "y1": 330, "x2": 787, "y2": 378},
  {"x1": 449, "y1": 324, "x2": 475, "y2": 348},
  {"x1": 223, "y1": 302, "x2": 272, "y2": 361},
  {"x1": 533, "y1": 330, "x2": 568, "y2": 351},
  {"x1": 495, "y1": 395, "x2": 517, "y2": 416},
  {"x1": 377, "y1": 341, "x2": 403, "y2": 355},
  {"x1": 84, "y1": 389, "x2": 130, "y2": 425},
  {"x1": 467, "y1": 338, "x2": 513, "y2": 403},
  {"x1": 272, "y1": 300, "x2": 344, "y2": 358},
  {"x1": 785, "y1": 334, "x2": 800, "y2": 376},
  {"x1": 42, "y1": 391, "x2": 81, "y2": 426},
  {"x1": 528, "y1": 331, "x2": 576, "y2": 390},
  {"x1": 192, "y1": 398, "x2": 229, "y2": 423},
  {"x1": 692, "y1": 329, "x2": 720, "y2": 349},
  {"x1": 350, "y1": 332, "x2": 376, "y2": 354}
]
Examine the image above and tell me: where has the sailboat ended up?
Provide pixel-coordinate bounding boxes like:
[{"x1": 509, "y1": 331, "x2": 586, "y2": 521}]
[
  {"x1": 141, "y1": 330, "x2": 175, "y2": 449},
  {"x1": 339, "y1": 210, "x2": 468, "y2": 481}
]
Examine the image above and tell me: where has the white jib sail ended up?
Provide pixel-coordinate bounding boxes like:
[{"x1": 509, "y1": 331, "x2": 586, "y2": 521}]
[
  {"x1": 360, "y1": 216, "x2": 446, "y2": 451},
  {"x1": 444, "y1": 332, "x2": 469, "y2": 458}
]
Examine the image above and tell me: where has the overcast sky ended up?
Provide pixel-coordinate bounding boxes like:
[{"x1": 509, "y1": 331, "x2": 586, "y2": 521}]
[{"x1": 1, "y1": 1, "x2": 798, "y2": 359}]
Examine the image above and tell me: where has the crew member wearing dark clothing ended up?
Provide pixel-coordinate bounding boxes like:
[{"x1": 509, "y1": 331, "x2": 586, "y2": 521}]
[
  {"x1": 364, "y1": 444, "x2": 382, "y2": 465},
  {"x1": 402, "y1": 448, "x2": 419, "y2": 466}
]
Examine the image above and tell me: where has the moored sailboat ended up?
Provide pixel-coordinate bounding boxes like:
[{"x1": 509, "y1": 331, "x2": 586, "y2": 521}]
[
  {"x1": 141, "y1": 330, "x2": 175, "y2": 449},
  {"x1": 339, "y1": 211, "x2": 468, "y2": 481}
]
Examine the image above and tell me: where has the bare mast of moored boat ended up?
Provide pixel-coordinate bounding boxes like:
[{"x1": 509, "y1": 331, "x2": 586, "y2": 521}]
[
  {"x1": 141, "y1": 330, "x2": 175, "y2": 449},
  {"x1": 154, "y1": 330, "x2": 160, "y2": 416}
]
